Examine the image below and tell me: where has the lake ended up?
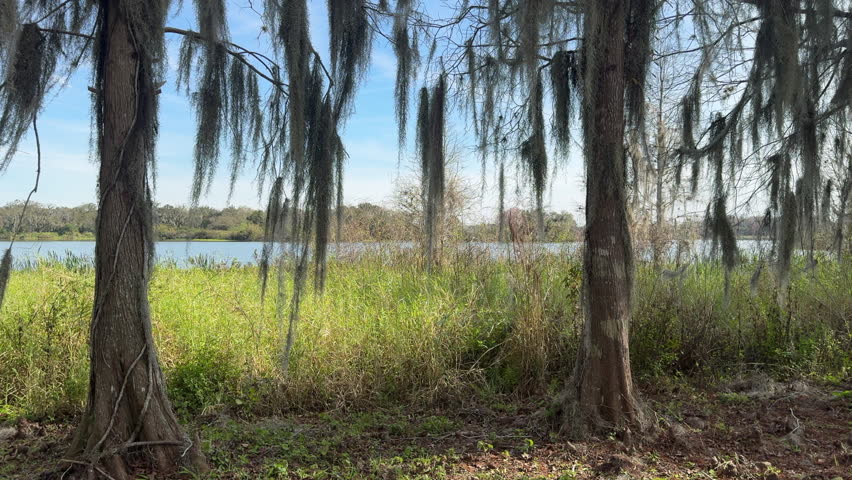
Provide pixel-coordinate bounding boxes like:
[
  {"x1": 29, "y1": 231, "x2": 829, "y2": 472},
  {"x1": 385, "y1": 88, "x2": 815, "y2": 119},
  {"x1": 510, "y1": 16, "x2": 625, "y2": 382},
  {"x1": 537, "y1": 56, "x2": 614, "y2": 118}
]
[
  {"x1": 6, "y1": 240, "x2": 558, "y2": 267},
  {"x1": 4, "y1": 239, "x2": 771, "y2": 268}
]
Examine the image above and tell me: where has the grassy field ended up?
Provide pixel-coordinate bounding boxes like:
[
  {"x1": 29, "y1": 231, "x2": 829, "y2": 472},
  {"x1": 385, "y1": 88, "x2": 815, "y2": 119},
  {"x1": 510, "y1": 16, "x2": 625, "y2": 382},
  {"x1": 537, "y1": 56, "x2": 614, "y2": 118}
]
[
  {"x1": 1, "y1": 249, "x2": 849, "y2": 421},
  {"x1": 1, "y1": 250, "x2": 851, "y2": 478}
]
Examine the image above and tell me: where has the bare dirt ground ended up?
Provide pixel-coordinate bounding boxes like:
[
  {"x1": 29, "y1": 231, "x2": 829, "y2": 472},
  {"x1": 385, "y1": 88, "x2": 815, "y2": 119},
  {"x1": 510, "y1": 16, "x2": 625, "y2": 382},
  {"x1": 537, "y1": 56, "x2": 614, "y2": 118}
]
[{"x1": 2, "y1": 377, "x2": 850, "y2": 479}]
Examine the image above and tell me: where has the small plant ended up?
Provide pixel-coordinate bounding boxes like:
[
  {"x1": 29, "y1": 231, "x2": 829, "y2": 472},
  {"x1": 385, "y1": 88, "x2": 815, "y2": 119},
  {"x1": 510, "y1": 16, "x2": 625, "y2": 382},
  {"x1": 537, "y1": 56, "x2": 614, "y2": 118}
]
[
  {"x1": 718, "y1": 392, "x2": 751, "y2": 405},
  {"x1": 418, "y1": 415, "x2": 457, "y2": 436},
  {"x1": 519, "y1": 437, "x2": 535, "y2": 453},
  {"x1": 476, "y1": 440, "x2": 494, "y2": 453},
  {"x1": 267, "y1": 461, "x2": 289, "y2": 478}
]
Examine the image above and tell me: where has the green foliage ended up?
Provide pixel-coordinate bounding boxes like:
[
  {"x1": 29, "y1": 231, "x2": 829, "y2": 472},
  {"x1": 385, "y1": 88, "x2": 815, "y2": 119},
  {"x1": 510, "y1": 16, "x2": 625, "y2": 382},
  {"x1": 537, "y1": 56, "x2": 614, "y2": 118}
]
[
  {"x1": 168, "y1": 344, "x2": 242, "y2": 416},
  {"x1": 0, "y1": 201, "x2": 583, "y2": 243},
  {"x1": 631, "y1": 257, "x2": 852, "y2": 379},
  {"x1": 0, "y1": 252, "x2": 849, "y2": 420},
  {"x1": 418, "y1": 416, "x2": 457, "y2": 436},
  {"x1": 718, "y1": 392, "x2": 751, "y2": 405}
]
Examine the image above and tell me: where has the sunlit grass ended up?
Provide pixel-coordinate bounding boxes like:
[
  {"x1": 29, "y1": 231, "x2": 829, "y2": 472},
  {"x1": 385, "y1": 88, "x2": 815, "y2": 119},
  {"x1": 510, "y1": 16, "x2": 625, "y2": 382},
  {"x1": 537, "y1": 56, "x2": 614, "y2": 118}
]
[{"x1": 0, "y1": 250, "x2": 849, "y2": 420}]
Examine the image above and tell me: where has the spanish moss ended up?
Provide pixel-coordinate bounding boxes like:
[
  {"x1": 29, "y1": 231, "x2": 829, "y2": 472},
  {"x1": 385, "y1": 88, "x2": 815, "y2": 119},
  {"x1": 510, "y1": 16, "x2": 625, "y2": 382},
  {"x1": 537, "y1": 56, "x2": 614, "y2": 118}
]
[
  {"x1": 259, "y1": 176, "x2": 287, "y2": 304},
  {"x1": 190, "y1": 41, "x2": 228, "y2": 202},
  {"x1": 776, "y1": 190, "x2": 798, "y2": 304},
  {"x1": 550, "y1": 50, "x2": 578, "y2": 155},
  {"x1": 497, "y1": 160, "x2": 506, "y2": 243},
  {"x1": 624, "y1": 0, "x2": 654, "y2": 129},
  {"x1": 269, "y1": 0, "x2": 310, "y2": 224},
  {"x1": 516, "y1": 0, "x2": 549, "y2": 83},
  {"x1": 417, "y1": 75, "x2": 446, "y2": 268},
  {"x1": 521, "y1": 73, "x2": 547, "y2": 237},
  {"x1": 821, "y1": 179, "x2": 832, "y2": 224},
  {"x1": 0, "y1": 23, "x2": 52, "y2": 170},
  {"x1": 327, "y1": 0, "x2": 371, "y2": 118},
  {"x1": 704, "y1": 196, "x2": 737, "y2": 300},
  {"x1": 0, "y1": 248, "x2": 9, "y2": 311},
  {"x1": 0, "y1": 0, "x2": 17, "y2": 63},
  {"x1": 392, "y1": 0, "x2": 415, "y2": 148}
]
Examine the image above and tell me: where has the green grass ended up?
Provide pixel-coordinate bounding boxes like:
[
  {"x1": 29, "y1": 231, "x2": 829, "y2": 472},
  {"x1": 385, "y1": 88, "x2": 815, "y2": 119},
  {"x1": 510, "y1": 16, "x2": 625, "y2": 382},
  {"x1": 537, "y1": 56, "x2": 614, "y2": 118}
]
[
  {"x1": 0, "y1": 232, "x2": 96, "y2": 241},
  {"x1": 0, "y1": 250, "x2": 849, "y2": 421}
]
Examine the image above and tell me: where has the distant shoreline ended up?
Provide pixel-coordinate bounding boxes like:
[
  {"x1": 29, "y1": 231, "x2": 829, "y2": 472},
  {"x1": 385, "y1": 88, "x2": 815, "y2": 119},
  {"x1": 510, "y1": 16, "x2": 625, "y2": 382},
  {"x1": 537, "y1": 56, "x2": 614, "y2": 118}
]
[
  {"x1": 1, "y1": 236, "x2": 240, "y2": 242},
  {"x1": 3, "y1": 236, "x2": 766, "y2": 243}
]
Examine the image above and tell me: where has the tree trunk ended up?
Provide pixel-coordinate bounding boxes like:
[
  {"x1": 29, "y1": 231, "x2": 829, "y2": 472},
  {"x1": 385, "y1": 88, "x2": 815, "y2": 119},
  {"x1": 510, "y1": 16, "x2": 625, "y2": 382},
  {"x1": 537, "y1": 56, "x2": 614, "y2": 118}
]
[
  {"x1": 559, "y1": 0, "x2": 646, "y2": 438},
  {"x1": 66, "y1": 2, "x2": 206, "y2": 478}
]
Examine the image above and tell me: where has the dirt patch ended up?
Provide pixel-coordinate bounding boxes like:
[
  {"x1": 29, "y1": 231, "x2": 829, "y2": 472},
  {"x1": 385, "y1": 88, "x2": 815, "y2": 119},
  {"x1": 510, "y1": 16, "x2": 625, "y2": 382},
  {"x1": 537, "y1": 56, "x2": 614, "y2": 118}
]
[{"x1": 3, "y1": 380, "x2": 850, "y2": 479}]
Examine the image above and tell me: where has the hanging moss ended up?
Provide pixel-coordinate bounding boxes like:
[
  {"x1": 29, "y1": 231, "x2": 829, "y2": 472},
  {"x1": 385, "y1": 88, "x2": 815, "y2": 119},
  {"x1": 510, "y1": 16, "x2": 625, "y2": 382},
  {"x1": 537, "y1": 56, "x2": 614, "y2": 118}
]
[
  {"x1": 488, "y1": 0, "x2": 503, "y2": 59},
  {"x1": 416, "y1": 75, "x2": 446, "y2": 268},
  {"x1": 0, "y1": 23, "x2": 51, "y2": 170},
  {"x1": 195, "y1": 0, "x2": 226, "y2": 43},
  {"x1": 259, "y1": 176, "x2": 287, "y2": 304},
  {"x1": 679, "y1": 81, "x2": 700, "y2": 153},
  {"x1": 550, "y1": 50, "x2": 578, "y2": 155},
  {"x1": 704, "y1": 195, "x2": 737, "y2": 298},
  {"x1": 516, "y1": 0, "x2": 551, "y2": 83},
  {"x1": 270, "y1": 0, "x2": 311, "y2": 226},
  {"x1": 0, "y1": 0, "x2": 17, "y2": 63},
  {"x1": 175, "y1": 35, "x2": 197, "y2": 95},
  {"x1": 751, "y1": 0, "x2": 802, "y2": 137},
  {"x1": 521, "y1": 73, "x2": 547, "y2": 237},
  {"x1": 465, "y1": 39, "x2": 478, "y2": 137},
  {"x1": 498, "y1": 160, "x2": 506, "y2": 243},
  {"x1": 226, "y1": 55, "x2": 258, "y2": 196},
  {"x1": 624, "y1": 0, "x2": 654, "y2": 129},
  {"x1": 191, "y1": 42, "x2": 228, "y2": 202},
  {"x1": 831, "y1": 24, "x2": 851, "y2": 106},
  {"x1": 820, "y1": 179, "x2": 832, "y2": 224},
  {"x1": 259, "y1": 0, "x2": 370, "y2": 367},
  {"x1": 392, "y1": 0, "x2": 416, "y2": 148},
  {"x1": 0, "y1": 248, "x2": 10, "y2": 312},
  {"x1": 767, "y1": 153, "x2": 786, "y2": 208},
  {"x1": 335, "y1": 136, "x2": 345, "y2": 244},
  {"x1": 327, "y1": 0, "x2": 371, "y2": 118},
  {"x1": 307, "y1": 90, "x2": 336, "y2": 292},
  {"x1": 708, "y1": 114, "x2": 725, "y2": 195},
  {"x1": 480, "y1": 55, "x2": 497, "y2": 142},
  {"x1": 776, "y1": 189, "x2": 798, "y2": 302},
  {"x1": 787, "y1": 45, "x2": 822, "y2": 264}
]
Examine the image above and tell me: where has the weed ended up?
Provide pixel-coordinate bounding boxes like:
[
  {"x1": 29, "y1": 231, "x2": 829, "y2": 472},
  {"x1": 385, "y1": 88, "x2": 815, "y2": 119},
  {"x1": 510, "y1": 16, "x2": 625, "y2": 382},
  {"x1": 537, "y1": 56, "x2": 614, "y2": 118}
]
[{"x1": 0, "y1": 251, "x2": 849, "y2": 420}]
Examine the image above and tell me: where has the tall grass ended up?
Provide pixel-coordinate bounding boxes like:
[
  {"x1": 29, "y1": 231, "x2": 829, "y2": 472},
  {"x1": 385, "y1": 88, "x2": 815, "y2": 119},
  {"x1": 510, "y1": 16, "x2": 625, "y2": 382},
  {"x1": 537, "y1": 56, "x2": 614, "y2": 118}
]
[{"x1": 0, "y1": 251, "x2": 849, "y2": 420}]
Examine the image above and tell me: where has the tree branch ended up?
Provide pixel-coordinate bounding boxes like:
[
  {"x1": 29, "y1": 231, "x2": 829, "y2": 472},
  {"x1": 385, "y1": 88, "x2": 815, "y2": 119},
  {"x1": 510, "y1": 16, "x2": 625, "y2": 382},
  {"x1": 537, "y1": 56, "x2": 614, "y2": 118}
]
[{"x1": 163, "y1": 27, "x2": 289, "y2": 92}]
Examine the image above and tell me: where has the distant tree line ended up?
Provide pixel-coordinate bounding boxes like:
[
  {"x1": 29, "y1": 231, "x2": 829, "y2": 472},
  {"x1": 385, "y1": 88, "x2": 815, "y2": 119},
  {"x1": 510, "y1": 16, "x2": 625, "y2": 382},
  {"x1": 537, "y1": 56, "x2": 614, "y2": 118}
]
[
  {"x1": 9, "y1": 200, "x2": 830, "y2": 245},
  {"x1": 0, "y1": 201, "x2": 583, "y2": 243},
  {"x1": 5, "y1": 200, "x2": 803, "y2": 244},
  {"x1": 0, "y1": 202, "x2": 266, "y2": 241}
]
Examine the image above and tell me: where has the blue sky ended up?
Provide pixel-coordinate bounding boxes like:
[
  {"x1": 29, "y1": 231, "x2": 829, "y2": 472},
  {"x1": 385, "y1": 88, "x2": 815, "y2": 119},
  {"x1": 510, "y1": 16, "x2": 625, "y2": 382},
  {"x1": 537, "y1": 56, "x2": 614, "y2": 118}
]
[{"x1": 0, "y1": 1, "x2": 585, "y2": 221}]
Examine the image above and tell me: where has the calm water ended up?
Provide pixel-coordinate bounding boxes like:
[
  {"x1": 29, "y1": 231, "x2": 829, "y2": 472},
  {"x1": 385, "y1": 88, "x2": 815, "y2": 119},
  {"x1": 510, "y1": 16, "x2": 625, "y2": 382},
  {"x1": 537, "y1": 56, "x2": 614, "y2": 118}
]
[
  {"x1": 6, "y1": 241, "x2": 400, "y2": 267},
  {"x1": 5, "y1": 239, "x2": 768, "y2": 268},
  {"x1": 6, "y1": 241, "x2": 547, "y2": 267}
]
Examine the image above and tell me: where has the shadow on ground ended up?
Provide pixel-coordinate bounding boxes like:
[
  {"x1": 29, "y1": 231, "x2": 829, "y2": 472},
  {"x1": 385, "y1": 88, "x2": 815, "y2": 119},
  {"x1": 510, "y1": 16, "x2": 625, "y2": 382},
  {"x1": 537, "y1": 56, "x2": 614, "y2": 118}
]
[{"x1": 2, "y1": 377, "x2": 851, "y2": 479}]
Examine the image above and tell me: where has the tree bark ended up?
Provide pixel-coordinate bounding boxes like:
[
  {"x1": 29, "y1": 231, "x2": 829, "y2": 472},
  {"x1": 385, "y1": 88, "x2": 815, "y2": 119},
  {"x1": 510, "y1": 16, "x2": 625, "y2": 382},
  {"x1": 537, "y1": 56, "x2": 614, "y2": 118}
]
[
  {"x1": 66, "y1": 2, "x2": 206, "y2": 478},
  {"x1": 560, "y1": 0, "x2": 646, "y2": 438}
]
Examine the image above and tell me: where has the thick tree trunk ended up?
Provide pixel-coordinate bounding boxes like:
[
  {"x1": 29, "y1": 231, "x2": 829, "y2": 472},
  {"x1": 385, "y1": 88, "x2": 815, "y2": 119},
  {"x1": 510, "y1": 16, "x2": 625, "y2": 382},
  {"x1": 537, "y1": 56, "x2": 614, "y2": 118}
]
[
  {"x1": 66, "y1": 3, "x2": 206, "y2": 478},
  {"x1": 560, "y1": 0, "x2": 646, "y2": 438}
]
